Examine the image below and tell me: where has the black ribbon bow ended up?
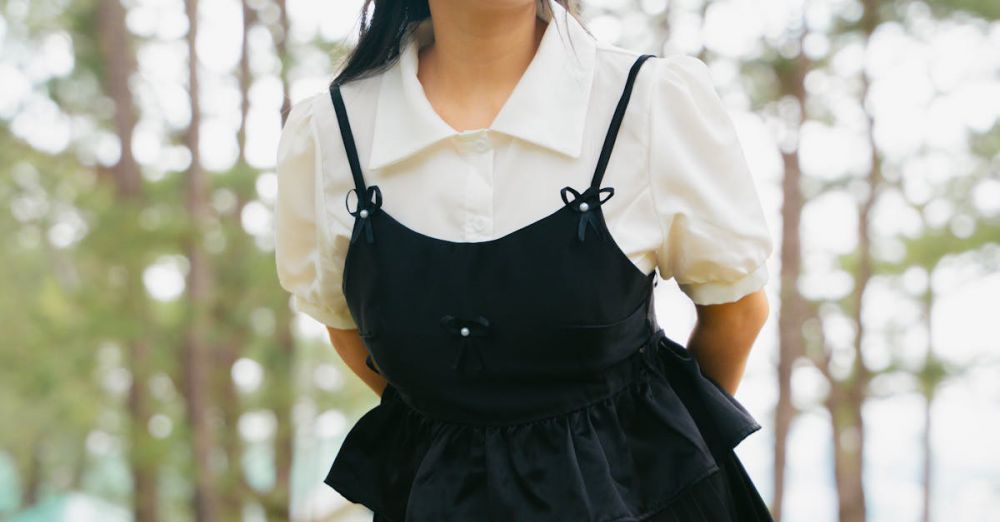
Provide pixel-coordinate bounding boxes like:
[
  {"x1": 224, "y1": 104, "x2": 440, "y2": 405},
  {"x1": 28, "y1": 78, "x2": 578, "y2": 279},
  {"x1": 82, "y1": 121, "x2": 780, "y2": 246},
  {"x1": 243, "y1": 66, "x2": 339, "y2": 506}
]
[
  {"x1": 560, "y1": 185, "x2": 615, "y2": 242},
  {"x1": 344, "y1": 185, "x2": 383, "y2": 244},
  {"x1": 439, "y1": 315, "x2": 491, "y2": 373}
]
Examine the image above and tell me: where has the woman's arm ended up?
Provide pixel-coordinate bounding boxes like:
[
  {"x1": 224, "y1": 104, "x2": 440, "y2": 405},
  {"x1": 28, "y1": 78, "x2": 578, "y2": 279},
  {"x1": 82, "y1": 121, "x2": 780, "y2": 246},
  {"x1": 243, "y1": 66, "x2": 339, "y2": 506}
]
[
  {"x1": 326, "y1": 327, "x2": 388, "y2": 397},
  {"x1": 686, "y1": 288, "x2": 769, "y2": 396},
  {"x1": 275, "y1": 96, "x2": 383, "y2": 396}
]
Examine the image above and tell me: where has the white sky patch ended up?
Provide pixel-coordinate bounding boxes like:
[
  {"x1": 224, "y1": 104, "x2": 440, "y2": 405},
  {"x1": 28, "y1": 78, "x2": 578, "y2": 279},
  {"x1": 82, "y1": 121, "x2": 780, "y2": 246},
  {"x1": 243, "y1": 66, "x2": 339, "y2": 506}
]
[
  {"x1": 286, "y1": 0, "x2": 364, "y2": 44},
  {"x1": 703, "y1": 0, "x2": 764, "y2": 57},
  {"x1": 871, "y1": 188, "x2": 924, "y2": 238},
  {"x1": 127, "y1": 0, "x2": 189, "y2": 40},
  {"x1": 240, "y1": 199, "x2": 272, "y2": 238},
  {"x1": 239, "y1": 410, "x2": 277, "y2": 442},
  {"x1": 312, "y1": 364, "x2": 344, "y2": 393},
  {"x1": 247, "y1": 24, "x2": 280, "y2": 76},
  {"x1": 784, "y1": 410, "x2": 838, "y2": 522},
  {"x1": 801, "y1": 190, "x2": 858, "y2": 255},
  {"x1": 247, "y1": 104, "x2": 283, "y2": 169},
  {"x1": 232, "y1": 357, "x2": 265, "y2": 394},
  {"x1": 931, "y1": 373, "x2": 1000, "y2": 521},
  {"x1": 39, "y1": 31, "x2": 74, "y2": 77},
  {"x1": 973, "y1": 179, "x2": 1000, "y2": 215},
  {"x1": 314, "y1": 409, "x2": 348, "y2": 439},
  {"x1": 10, "y1": 94, "x2": 72, "y2": 153},
  {"x1": 143, "y1": 255, "x2": 187, "y2": 301},
  {"x1": 800, "y1": 121, "x2": 872, "y2": 180},
  {"x1": 865, "y1": 393, "x2": 931, "y2": 522},
  {"x1": 136, "y1": 40, "x2": 191, "y2": 130},
  {"x1": 197, "y1": 0, "x2": 244, "y2": 74},
  {"x1": 933, "y1": 272, "x2": 1000, "y2": 362},
  {"x1": 255, "y1": 171, "x2": 278, "y2": 204},
  {"x1": 0, "y1": 63, "x2": 29, "y2": 118},
  {"x1": 133, "y1": 120, "x2": 163, "y2": 166},
  {"x1": 200, "y1": 116, "x2": 241, "y2": 171}
]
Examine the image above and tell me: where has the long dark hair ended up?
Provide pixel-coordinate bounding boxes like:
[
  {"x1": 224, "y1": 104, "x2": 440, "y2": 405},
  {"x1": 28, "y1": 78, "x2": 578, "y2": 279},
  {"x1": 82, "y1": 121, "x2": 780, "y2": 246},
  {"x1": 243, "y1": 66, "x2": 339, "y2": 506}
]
[{"x1": 331, "y1": 0, "x2": 588, "y2": 87}]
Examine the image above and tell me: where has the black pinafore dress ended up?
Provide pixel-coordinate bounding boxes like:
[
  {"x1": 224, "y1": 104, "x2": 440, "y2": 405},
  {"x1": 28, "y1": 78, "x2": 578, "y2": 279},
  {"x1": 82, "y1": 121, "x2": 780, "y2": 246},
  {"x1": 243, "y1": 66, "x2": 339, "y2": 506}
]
[{"x1": 325, "y1": 53, "x2": 775, "y2": 522}]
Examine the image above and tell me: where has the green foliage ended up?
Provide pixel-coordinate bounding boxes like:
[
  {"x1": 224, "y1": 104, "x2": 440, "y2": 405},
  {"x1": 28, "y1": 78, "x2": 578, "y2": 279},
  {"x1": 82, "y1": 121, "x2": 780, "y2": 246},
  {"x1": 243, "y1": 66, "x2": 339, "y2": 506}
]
[{"x1": 922, "y1": 0, "x2": 1000, "y2": 20}]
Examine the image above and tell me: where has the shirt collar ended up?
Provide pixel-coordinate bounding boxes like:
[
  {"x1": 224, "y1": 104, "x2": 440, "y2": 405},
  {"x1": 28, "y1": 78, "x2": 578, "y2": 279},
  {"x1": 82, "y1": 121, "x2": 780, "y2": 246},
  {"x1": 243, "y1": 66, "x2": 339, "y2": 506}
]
[{"x1": 368, "y1": 0, "x2": 597, "y2": 171}]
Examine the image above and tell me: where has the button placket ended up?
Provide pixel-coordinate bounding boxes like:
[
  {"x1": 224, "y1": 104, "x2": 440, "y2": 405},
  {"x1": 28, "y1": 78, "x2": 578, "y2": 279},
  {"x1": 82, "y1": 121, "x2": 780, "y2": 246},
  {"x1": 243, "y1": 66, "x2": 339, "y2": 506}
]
[
  {"x1": 473, "y1": 135, "x2": 490, "y2": 153},
  {"x1": 462, "y1": 164, "x2": 494, "y2": 241},
  {"x1": 458, "y1": 130, "x2": 495, "y2": 241}
]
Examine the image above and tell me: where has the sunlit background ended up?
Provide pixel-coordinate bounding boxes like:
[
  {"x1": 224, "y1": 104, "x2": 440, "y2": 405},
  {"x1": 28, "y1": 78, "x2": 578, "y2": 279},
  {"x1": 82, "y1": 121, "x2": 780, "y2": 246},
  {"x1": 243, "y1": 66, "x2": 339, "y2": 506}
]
[{"x1": 1, "y1": 0, "x2": 998, "y2": 520}]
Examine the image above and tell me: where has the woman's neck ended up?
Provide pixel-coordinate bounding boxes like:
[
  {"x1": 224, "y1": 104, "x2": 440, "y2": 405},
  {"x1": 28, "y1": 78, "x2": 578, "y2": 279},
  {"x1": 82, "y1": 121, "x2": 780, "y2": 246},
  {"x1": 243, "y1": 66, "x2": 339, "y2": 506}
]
[{"x1": 418, "y1": 0, "x2": 547, "y2": 131}]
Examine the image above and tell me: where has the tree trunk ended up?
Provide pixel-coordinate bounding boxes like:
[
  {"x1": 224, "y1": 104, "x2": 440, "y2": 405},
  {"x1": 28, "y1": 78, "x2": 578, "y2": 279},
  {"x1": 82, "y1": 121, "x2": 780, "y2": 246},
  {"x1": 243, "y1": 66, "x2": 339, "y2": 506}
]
[
  {"x1": 96, "y1": 1, "x2": 158, "y2": 520},
  {"x1": 182, "y1": 0, "x2": 220, "y2": 520},
  {"x1": 827, "y1": 386, "x2": 866, "y2": 522},
  {"x1": 829, "y1": 2, "x2": 881, "y2": 520},
  {"x1": 919, "y1": 289, "x2": 935, "y2": 522},
  {"x1": 772, "y1": 43, "x2": 811, "y2": 522},
  {"x1": 260, "y1": 312, "x2": 295, "y2": 520},
  {"x1": 804, "y1": 1, "x2": 883, "y2": 519},
  {"x1": 920, "y1": 372, "x2": 934, "y2": 522},
  {"x1": 215, "y1": 3, "x2": 254, "y2": 519},
  {"x1": 276, "y1": 0, "x2": 292, "y2": 125},
  {"x1": 266, "y1": 1, "x2": 296, "y2": 518},
  {"x1": 96, "y1": 0, "x2": 142, "y2": 199},
  {"x1": 21, "y1": 440, "x2": 43, "y2": 508}
]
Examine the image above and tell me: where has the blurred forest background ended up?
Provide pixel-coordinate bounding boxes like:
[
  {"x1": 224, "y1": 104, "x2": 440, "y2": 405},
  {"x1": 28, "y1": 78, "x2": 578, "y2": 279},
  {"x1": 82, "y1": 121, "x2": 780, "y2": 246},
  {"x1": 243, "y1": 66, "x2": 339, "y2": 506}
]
[{"x1": 1, "y1": 0, "x2": 998, "y2": 520}]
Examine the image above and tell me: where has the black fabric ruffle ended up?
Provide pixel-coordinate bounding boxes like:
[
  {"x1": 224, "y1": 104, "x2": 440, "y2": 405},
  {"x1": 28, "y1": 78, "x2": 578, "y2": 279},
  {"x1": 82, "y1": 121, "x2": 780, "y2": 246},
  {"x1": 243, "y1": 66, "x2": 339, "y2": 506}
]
[
  {"x1": 326, "y1": 332, "x2": 769, "y2": 522},
  {"x1": 638, "y1": 449, "x2": 772, "y2": 522},
  {"x1": 650, "y1": 334, "x2": 762, "y2": 451}
]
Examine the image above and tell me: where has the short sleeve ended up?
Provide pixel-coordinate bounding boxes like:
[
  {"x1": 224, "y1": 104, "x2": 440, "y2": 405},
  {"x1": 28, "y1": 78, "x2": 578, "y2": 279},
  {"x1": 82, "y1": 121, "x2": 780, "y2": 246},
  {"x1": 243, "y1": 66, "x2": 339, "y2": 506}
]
[
  {"x1": 647, "y1": 54, "x2": 773, "y2": 305},
  {"x1": 274, "y1": 94, "x2": 358, "y2": 329}
]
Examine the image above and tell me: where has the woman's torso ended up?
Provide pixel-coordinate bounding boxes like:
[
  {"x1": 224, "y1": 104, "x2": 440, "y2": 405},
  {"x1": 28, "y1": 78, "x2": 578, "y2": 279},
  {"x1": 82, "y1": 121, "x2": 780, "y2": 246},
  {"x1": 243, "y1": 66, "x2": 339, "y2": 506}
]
[
  {"x1": 273, "y1": 0, "x2": 773, "y2": 331},
  {"x1": 310, "y1": 15, "x2": 663, "y2": 288}
]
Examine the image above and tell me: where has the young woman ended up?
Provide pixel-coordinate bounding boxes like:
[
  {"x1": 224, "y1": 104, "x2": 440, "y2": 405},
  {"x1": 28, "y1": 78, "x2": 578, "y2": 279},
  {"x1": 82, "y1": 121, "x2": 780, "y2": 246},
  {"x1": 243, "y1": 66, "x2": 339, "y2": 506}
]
[{"x1": 275, "y1": 0, "x2": 774, "y2": 520}]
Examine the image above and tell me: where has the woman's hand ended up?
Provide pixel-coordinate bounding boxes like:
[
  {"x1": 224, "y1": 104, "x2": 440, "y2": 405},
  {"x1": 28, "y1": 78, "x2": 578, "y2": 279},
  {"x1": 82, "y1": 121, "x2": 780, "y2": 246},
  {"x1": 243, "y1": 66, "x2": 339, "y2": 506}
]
[
  {"x1": 687, "y1": 288, "x2": 769, "y2": 396},
  {"x1": 326, "y1": 326, "x2": 389, "y2": 398}
]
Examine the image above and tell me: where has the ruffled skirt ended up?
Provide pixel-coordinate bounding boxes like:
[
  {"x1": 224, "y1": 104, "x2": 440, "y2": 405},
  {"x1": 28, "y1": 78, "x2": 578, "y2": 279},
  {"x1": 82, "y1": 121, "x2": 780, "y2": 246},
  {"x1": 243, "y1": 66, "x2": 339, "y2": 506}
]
[{"x1": 328, "y1": 330, "x2": 774, "y2": 522}]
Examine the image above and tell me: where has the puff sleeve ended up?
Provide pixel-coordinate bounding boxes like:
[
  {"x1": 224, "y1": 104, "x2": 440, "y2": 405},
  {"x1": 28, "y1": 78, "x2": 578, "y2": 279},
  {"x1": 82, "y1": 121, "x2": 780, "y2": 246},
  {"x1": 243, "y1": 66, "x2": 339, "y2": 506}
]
[
  {"x1": 648, "y1": 54, "x2": 773, "y2": 305},
  {"x1": 274, "y1": 94, "x2": 358, "y2": 329}
]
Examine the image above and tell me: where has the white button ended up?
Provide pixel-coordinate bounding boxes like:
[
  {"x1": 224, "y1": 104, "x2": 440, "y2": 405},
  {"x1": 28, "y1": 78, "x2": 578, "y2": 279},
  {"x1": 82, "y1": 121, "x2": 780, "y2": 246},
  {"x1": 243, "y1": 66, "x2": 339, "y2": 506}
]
[
  {"x1": 578, "y1": 202, "x2": 589, "y2": 212},
  {"x1": 359, "y1": 209, "x2": 369, "y2": 218},
  {"x1": 455, "y1": 131, "x2": 492, "y2": 153},
  {"x1": 460, "y1": 327, "x2": 470, "y2": 336}
]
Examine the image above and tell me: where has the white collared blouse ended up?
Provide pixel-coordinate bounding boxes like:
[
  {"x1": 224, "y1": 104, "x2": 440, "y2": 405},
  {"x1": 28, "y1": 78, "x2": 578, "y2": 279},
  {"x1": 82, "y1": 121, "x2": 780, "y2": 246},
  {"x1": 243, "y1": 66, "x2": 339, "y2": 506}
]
[{"x1": 274, "y1": 0, "x2": 773, "y2": 330}]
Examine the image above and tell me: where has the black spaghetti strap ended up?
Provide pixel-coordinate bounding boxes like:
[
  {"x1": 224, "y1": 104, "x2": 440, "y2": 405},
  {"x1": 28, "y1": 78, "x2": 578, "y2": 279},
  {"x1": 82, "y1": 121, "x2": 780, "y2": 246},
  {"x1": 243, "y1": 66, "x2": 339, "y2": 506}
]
[
  {"x1": 589, "y1": 53, "x2": 656, "y2": 190},
  {"x1": 330, "y1": 83, "x2": 368, "y2": 197},
  {"x1": 560, "y1": 53, "x2": 656, "y2": 243},
  {"x1": 330, "y1": 82, "x2": 383, "y2": 244}
]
